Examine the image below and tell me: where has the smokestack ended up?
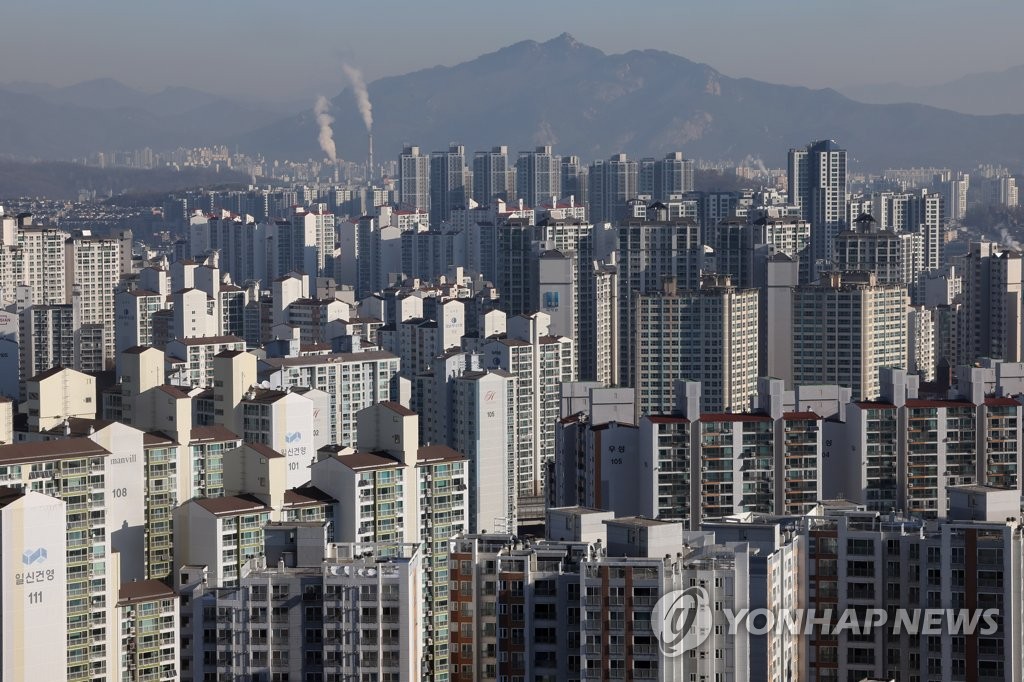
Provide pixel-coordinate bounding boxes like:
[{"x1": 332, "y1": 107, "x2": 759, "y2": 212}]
[{"x1": 368, "y1": 132, "x2": 374, "y2": 185}]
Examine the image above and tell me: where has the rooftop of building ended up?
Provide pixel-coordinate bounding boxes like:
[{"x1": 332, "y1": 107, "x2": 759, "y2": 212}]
[
  {"x1": 0, "y1": 485, "x2": 26, "y2": 508},
  {"x1": 605, "y1": 515, "x2": 676, "y2": 528},
  {"x1": 26, "y1": 366, "x2": 74, "y2": 382},
  {"x1": 143, "y1": 431, "x2": 178, "y2": 447},
  {"x1": 816, "y1": 499, "x2": 866, "y2": 512},
  {"x1": 192, "y1": 493, "x2": 269, "y2": 516},
  {"x1": 700, "y1": 412, "x2": 773, "y2": 423},
  {"x1": 169, "y1": 335, "x2": 245, "y2": 346},
  {"x1": 334, "y1": 450, "x2": 402, "y2": 471},
  {"x1": 260, "y1": 349, "x2": 397, "y2": 367},
  {"x1": 283, "y1": 485, "x2": 336, "y2": 507},
  {"x1": 949, "y1": 483, "x2": 1018, "y2": 495},
  {"x1": 117, "y1": 579, "x2": 176, "y2": 605},
  {"x1": 241, "y1": 387, "x2": 291, "y2": 404},
  {"x1": 243, "y1": 441, "x2": 283, "y2": 459},
  {"x1": 549, "y1": 506, "x2": 612, "y2": 517},
  {"x1": 416, "y1": 444, "x2": 466, "y2": 465},
  {"x1": 378, "y1": 401, "x2": 416, "y2": 417},
  {"x1": 0, "y1": 437, "x2": 109, "y2": 464},
  {"x1": 156, "y1": 384, "x2": 192, "y2": 399},
  {"x1": 42, "y1": 417, "x2": 115, "y2": 437},
  {"x1": 782, "y1": 411, "x2": 821, "y2": 420},
  {"x1": 189, "y1": 425, "x2": 241, "y2": 444}
]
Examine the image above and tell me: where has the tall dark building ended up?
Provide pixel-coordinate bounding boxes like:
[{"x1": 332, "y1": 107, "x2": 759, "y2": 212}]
[
  {"x1": 788, "y1": 139, "x2": 848, "y2": 275},
  {"x1": 429, "y1": 144, "x2": 471, "y2": 226},
  {"x1": 472, "y1": 146, "x2": 514, "y2": 205}
]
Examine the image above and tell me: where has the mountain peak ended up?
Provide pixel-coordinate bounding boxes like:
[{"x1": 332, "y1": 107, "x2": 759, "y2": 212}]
[
  {"x1": 547, "y1": 32, "x2": 580, "y2": 47},
  {"x1": 537, "y1": 32, "x2": 604, "y2": 60}
]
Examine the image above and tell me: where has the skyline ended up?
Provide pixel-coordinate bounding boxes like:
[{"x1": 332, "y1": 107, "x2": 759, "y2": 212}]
[{"x1": 3, "y1": 0, "x2": 1024, "y2": 102}]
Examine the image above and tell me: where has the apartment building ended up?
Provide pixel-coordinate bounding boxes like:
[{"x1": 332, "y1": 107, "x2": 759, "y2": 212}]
[
  {"x1": 173, "y1": 494, "x2": 273, "y2": 588},
  {"x1": 117, "y1": 579, "x2": 179, "y2": 682},
  {"x1": 448, "y1": 519, "x2": 753, "y2": 682},
  {"x1": 23, "y1": 366, "x2": 96, "y2": 431},
  {"x1": 17, "y1": 224, "x2": 69, "y2": 306},
  {"x1": 553, "y1": 379, "x2": 825, "y2": 528},
  {"x1": 0, "y1": 436, "x2": 144, "y2": 681},
  {"x1": 259, "y1": 349, "x2": 400, "y2": 446},
  {"x1": 634, "y1": 274, "x2": 759, "y2": 416},
  {"x1": 65, "y1": 231, "x2": 122, "y2": 368},
  {"x1": 768, "y1": 495, "x2": 1024, "y2": 682},
  {"x1": 115, "y1": 288, "x2": 166, "y2": 357},
  {"x1": 792, "y1": 272, "x2": 908, "y2": 401},
  {"x1": 0, "y1": 487, "x2": 68, "y2": 682},
  {"x1": 826, "y1": 368, "x2": 1023, "y2": 516},
  {"x1": 616, "y1": 209, "x2": 705, "y2": 387},
  {"x1": 481, "y1": 312, "x2": 574, "y2": 505},
  {"x1": 165, "y1": 335, "x2": 246, "y2": 389},
  {"x1": 179, "y1": 541, "x2": 424, "y2": 682}
]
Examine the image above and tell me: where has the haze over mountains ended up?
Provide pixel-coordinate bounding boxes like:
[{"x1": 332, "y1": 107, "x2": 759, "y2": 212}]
[
  {"x1": 4, "y1": 34, "x2": 1024, "y2": 168},
  {"x1": 0, "y1": 79, "x2": 293, "y2": 159},
  {"x1": 841, "y1": 66, "x2": 1024, "y2": 116}
]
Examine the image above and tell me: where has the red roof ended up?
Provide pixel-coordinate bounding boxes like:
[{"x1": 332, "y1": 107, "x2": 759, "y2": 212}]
[
  {"x1": 783, "y1": 411, "x2": 821, "y2": 421},
  {"x1": 984, "y1": 397, "x2": 1021, "y2": 407}
]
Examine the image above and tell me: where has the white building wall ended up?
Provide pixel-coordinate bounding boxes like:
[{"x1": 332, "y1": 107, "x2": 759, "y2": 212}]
[{"x1": 0, "y1": 491, "x2": 68, "y2": 682}]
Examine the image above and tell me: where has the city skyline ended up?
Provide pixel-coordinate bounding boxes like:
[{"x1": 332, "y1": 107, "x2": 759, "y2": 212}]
[
  {"x1": 4, "y1": 3, "x2": 1024, "y2": 679},
  {"x1": 3, "y1": 1, "x2": 1024, "y2": 101}
]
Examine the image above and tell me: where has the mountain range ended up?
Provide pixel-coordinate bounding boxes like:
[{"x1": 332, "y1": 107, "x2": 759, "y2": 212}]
[
  {"x1": 841, "y1": 65, "x2": 1024, "y2": 116},
  {"x1": 0, "y1": 79, "x2": 293, "y2": 159},
  {"x1": 5, "y1": 35, "x2": 1024, "y2": 169},
  {"x1": 236, "y1": 34, "x2": 1024, "y2": 169}
]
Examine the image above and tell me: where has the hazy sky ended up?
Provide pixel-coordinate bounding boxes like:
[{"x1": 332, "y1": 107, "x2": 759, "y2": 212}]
[{"x1": 3, "y1": 0, "x2": 1023, "y2": 99}]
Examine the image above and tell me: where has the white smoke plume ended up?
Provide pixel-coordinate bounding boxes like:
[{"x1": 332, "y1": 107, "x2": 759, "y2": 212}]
[
  {"x1": 342, "y1": 63, "x2": 373, "y2": 132},
  {"x1": 740, "y1": 154, "x2": 769, "y2": 175},
  {"x1": 999, "y1": 227, "x2": 1022, "y2": 251},
  {"x1": 313, "y1": 95, "x2": 337, "y2": 163}
]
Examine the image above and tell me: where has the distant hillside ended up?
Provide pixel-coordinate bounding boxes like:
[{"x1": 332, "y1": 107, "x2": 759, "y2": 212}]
[
  {"x1": 0, "y1": 159, "x2": 251, "y2": 200},
  {"x1": 842, "y1": 65, "x2": 1024, "y2": 116},
  {"x1": 0, "y1": 80, "x2": 284, "y2": 159},
  {"x1": 238, "y1": 33, "x2": 1024, "y2": 169}
]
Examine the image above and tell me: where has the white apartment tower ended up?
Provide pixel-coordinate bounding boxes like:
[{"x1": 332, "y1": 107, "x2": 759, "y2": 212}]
[
  {"x1": 259, "y1": 349, "x2": 400, "y2": 446},
  {"x1": 65, "y1": 231, "x2": 122, "y2": 369},
  {"x1": 17, "y1": 225, "x2": 69, "y2": 305},
  {"x1": 516, "y1": 145, "x2": 561, "y2": 209},
  {"x1": 481, "y1": 312, "x2": 573, "y2": 506},
  {"x1": 472, "y1": 145, "x2": 515, "y2": 204},
  {"x1": 634, "y1": 274, "x2": 759, "y2": 416},
  {"x1": 399, "y1": 145, "x2": 430, "y2": 213},
  {"x1": 451, "y1": 369, "x2": 518, "y2": 534},
  {"x1": 793, "y1": 272, "x2": 908, "y2": 400}
]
